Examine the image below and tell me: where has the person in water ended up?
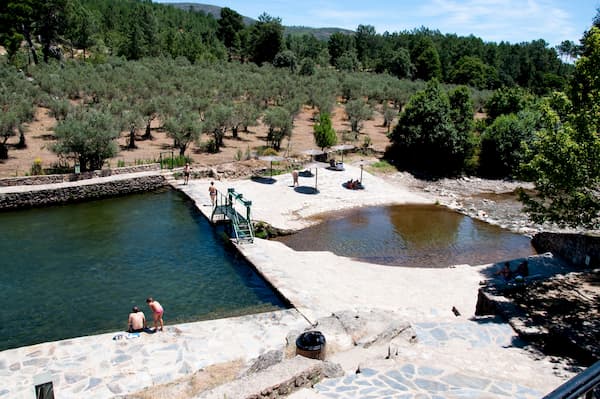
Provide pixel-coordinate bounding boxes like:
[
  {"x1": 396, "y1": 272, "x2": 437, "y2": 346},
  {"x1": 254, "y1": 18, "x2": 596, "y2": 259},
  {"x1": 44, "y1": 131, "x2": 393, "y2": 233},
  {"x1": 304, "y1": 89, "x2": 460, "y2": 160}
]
[
  {"x1": 127, "y1": 306, "x2": 146, "y2": 333},
  {"x1": 146, "y1": 297, "x2": 164, "y2": 332}
]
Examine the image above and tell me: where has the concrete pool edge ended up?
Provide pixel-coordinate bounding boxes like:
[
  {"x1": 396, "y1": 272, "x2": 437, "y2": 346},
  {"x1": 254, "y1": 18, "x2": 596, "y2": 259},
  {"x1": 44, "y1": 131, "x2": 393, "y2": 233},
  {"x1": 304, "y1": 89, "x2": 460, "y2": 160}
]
[{"x1": 0, "y1": 309, "x2": 310, "y2": 398}]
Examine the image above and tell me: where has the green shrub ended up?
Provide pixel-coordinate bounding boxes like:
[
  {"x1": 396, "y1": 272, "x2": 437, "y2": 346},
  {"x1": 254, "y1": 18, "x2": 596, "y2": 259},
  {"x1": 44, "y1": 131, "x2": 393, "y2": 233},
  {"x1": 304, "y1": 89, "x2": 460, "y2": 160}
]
[
  {"x1": 30, "y1": 158, "x2": 43, "y2": 175},
  {"x1": 234, "y1": 149, "x2": 243, "y2": 161}
]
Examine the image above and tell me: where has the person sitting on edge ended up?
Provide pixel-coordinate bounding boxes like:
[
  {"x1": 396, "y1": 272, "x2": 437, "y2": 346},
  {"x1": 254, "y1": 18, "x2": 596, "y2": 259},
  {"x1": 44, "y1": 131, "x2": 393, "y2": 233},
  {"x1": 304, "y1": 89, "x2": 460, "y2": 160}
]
[
  {"x1": 128, "y1": 306, "x2": 146, "y2": 333},
  {"x1": 495, "y1": 262, "x2": 512, "y2": 280},
  {"x1": 146, "y1": 297, "x2": 164, "y2": 332}
]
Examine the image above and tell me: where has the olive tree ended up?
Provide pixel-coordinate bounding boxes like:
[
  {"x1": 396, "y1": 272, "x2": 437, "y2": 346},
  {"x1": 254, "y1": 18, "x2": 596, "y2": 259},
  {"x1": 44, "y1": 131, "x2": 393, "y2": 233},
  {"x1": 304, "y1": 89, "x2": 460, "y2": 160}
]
[
  {"x1": 345, "y1": 99, "x2": 372, "y2": 134},
  {"x1": 203, "y1": 104, "x2": 233, "y2": 152},
  {"x1": 163, "y1": 113, "x2": 202, "y2": 156},
  {"x1": 263, "y1": 106, "x2": 291, "y2": 150},
  {"x1": 53, "y1": 106, "x2": 120, "y2": 171}
]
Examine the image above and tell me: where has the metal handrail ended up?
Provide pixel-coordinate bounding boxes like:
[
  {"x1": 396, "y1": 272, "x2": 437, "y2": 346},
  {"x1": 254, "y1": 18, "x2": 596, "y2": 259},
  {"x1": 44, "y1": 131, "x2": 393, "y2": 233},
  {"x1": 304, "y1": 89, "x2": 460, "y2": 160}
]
[
  {"x1": 543, "y1": 361, "x2": 600, "y2": 399},
  {"x1": 210, "y1": 188, "x2": 254, "y2": 244}
]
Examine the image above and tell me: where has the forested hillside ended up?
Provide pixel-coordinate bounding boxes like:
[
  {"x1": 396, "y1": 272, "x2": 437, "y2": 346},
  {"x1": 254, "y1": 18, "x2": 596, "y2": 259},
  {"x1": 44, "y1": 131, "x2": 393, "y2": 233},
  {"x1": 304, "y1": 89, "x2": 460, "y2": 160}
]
[{"x1": 0, "y1": 0, "x2": 572, "y2": 93}]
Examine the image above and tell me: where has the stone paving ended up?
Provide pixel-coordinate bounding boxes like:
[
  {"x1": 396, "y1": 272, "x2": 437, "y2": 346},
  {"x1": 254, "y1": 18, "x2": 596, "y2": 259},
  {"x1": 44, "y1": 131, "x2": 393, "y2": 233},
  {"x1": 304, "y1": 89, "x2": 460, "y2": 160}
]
[
  {"x1": 314, "y1": 365, "x2": 542, "y2": 398},
  {"x1": 0, "y1": 310, "x2": 308, "y2": 399},
  {"x1": 312, "y1": 321, "x2": 543, "y2": 398}
]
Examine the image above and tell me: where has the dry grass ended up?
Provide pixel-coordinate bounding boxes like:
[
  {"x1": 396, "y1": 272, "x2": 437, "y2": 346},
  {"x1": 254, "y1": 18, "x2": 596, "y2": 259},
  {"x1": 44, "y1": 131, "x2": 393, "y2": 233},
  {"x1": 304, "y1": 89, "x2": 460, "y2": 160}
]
[
  {"x1": 0, "y1": 104, "x2": 393, "y2": 178},
  {"x1": 120, "y1": 359, "x2": 245, "y2": 399}
]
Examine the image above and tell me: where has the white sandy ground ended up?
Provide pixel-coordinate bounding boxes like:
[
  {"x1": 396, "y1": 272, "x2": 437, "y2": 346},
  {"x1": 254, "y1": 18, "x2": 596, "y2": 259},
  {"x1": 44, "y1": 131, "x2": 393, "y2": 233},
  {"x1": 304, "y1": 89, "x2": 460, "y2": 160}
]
[{"x1": 184, "y1": 163, "x2": 432, "y2": 231}]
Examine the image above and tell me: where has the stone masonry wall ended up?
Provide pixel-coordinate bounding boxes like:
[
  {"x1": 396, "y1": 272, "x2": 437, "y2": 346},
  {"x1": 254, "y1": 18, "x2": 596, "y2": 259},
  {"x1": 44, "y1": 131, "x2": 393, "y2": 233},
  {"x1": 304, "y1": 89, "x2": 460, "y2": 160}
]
[
  {"x1": 0, "y1": 164, "x2": 161, "y2": 187},
  {"x1": 532, "y1": 232, "x2": 600, "y2": 268},
  {"x1": 0, "y1": 175, "x2": 166, "y2": 211}
]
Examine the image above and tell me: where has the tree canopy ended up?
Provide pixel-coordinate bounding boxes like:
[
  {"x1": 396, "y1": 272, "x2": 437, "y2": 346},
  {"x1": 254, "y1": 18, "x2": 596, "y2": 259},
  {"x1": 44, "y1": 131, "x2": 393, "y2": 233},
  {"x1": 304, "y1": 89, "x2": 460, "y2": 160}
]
[
  {"x1": 518, "y1": 24, "x2": 600, "y2": 229},
  {"x1": 388, "y1": 80, "x2": 474, "y2": 176}
]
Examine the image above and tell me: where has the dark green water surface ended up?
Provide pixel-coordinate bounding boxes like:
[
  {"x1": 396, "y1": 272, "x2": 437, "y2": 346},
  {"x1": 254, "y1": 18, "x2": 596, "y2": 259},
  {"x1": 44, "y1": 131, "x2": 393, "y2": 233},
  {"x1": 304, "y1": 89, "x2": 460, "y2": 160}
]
[
  {"x1": 275, "y1": 204, "x2": 534, "y2": 267},
  {"x1": 0, "y1": 189, "x2": 285, "y2": 351}
]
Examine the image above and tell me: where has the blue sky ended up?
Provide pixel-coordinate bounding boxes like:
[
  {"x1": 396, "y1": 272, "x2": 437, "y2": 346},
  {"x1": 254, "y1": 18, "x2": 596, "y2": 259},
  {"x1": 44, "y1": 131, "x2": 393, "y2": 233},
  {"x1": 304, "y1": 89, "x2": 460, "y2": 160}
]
[{"x1": 161, "y1": 0, "x2": 598, "y2": 46}]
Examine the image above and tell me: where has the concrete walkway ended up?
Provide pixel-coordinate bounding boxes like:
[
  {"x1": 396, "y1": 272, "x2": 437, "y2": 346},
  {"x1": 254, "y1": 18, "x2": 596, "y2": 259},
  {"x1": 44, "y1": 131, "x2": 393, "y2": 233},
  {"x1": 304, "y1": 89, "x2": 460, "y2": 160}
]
[{"x1": 0, "y1": 170, "x2": 163, "y2": 194}]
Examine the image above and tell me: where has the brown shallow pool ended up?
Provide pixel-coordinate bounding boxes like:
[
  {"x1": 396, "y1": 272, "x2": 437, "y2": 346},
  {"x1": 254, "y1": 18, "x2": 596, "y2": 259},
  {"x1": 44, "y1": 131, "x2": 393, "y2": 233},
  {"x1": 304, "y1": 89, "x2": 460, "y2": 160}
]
[{"x1": 274, "y1": 204, "x2": 534, "y2": 267}]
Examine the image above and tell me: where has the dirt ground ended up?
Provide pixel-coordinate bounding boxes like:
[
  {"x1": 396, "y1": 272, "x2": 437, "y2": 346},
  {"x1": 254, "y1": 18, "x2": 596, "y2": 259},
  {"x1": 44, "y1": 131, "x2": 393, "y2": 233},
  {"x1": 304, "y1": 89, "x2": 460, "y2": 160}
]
[{"x1": 0, "y1": 103, "x2": 392, "y2": 178}]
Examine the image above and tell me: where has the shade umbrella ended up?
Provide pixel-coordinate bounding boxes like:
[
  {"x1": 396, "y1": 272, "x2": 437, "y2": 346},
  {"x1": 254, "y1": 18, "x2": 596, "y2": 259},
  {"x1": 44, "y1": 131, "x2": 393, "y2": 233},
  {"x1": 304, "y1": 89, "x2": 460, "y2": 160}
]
[
  {"x1": 302, "y1": 148, "x2": 325, "y2": 161},
  {"x1": 258, "y1": 155, "x2": 285, "y2": 177},
  {"x1": 331, "y1": 144, "x2": 355, "y2": 162}
]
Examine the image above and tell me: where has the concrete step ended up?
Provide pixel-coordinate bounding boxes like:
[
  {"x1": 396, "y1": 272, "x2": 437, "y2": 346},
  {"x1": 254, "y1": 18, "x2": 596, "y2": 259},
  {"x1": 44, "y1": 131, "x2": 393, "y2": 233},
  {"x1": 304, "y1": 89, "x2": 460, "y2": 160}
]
[{"x1": 195, "y1": 356, "x2": 325, "y2": 399}]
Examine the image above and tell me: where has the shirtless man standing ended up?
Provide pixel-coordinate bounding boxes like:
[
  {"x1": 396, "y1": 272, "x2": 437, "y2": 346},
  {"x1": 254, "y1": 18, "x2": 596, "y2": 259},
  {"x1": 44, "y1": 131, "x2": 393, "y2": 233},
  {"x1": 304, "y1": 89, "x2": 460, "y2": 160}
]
[
  {"x1": 127, "y1": 306, "x2": 146, "y2": 333},
  {"x1": 209, "y1": 181, "x2": 217, "y2": 206}
]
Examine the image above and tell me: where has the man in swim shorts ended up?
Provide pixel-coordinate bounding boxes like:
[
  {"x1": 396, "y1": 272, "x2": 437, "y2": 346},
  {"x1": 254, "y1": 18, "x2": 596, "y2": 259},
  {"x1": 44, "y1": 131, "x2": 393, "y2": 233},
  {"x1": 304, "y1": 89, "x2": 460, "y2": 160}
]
[
  {"x1": 127, "y1": 306, "x2": 146, "y2": 333},
  {"x1": 209, "y1": 181, "x2": 217, "y2": 206},
  {"x1": 183, "y1": 163, "x2": 191, "y2": 185}
]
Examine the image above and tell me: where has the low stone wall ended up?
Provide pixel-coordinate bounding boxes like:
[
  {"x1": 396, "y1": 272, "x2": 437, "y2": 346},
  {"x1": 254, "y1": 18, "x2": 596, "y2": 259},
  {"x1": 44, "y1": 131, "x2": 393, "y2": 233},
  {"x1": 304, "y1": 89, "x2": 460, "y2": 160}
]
[
  {"x1": 200, "y1": 356, "x2": 325, "y2": 399},
  {"x1": 532, "y1": 232, "x2": 600, "y2": 268},
  {"x1": 0, "y1": 175, "x2": 166, "y2": 211},
  {"x1": 0, "y1": 164, "x2": 161, "y2": 187}
]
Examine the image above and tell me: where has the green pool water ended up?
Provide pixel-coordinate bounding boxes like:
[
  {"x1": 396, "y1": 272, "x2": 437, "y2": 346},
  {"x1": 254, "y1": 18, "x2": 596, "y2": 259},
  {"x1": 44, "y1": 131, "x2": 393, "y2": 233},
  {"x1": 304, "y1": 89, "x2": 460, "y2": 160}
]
[
  {"x1": 275, "y1": 204, "x2": 535, "y2": 267},
  {"x1": 0, "y1": 189, "x2": 286, "y2": 351}
]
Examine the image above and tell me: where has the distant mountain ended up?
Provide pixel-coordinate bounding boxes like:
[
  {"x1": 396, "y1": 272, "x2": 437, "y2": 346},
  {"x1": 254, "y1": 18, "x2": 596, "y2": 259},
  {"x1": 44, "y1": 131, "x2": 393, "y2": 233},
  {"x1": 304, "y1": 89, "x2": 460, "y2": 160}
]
[
  {"x1": 161, "y1": 2, "x2": 354, "y2": 40},
  {"x1": 163, "y1": 2, "x2": 256, "y2": 25},
  {"x1": 284, "y1": 26, "x2": 355, "y2": 40}
]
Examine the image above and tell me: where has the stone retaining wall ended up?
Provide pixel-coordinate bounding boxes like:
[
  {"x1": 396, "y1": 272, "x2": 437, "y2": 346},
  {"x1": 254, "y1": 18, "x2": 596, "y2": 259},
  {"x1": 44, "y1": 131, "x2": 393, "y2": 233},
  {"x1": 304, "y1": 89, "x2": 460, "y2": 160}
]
[
  {"x1": 0, "y1": 175, "x2": 166, "y2": 211},
  {"x1": 532, "y1": 232, "x2": 600, "y2": 268},
  {"x1": 0, "y1": 164, "x2": 161, "y2": 187},
  {"x1": 200, "y1": 356, "x2": 324, "y2": 399}
]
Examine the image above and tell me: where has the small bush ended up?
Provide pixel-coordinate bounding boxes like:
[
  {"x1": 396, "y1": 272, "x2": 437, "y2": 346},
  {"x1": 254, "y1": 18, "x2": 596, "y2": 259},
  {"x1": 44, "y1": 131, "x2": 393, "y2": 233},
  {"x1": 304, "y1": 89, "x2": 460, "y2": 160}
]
[
  {"x1": 369, "y1": 159, "x2": 396, "y2": 173},
  {"x1": 234, "y1": 149, "x2": 243, "y2": 161},
  {"x1": 261, "y1": 147, "x2": 279, "y2": 156},
  {"x1": 117, "y1": 159, "x2": 126, "y2": 168},
  {"x1": 199, "y1": 139, "x2": 217, "y2": 154},
  {"x1": 30, "y1": 158, "x2": 43, "y2": 175}
]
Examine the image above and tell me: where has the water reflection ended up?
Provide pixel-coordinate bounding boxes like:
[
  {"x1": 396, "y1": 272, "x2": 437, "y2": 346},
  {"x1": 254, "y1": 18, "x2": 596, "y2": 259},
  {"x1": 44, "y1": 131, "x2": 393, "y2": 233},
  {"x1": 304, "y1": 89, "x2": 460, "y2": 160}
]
[{"x1": 275, "y1": 204, "x2": 534, "y2": 268}]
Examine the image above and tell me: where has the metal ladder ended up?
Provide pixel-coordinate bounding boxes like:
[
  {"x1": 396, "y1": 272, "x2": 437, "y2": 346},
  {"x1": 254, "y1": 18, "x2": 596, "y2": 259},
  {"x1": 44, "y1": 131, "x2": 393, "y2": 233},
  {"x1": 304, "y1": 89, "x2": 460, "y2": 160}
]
[{"x1": 211, "y1": 188, "x2": 254, "y2": 244}]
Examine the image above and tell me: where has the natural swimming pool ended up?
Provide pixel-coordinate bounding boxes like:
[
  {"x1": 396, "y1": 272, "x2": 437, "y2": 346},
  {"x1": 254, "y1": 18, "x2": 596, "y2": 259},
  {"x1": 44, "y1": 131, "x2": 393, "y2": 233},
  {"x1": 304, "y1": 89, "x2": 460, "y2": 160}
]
[
  {"x1": 0, "y1": 189, "x2": 286, "y2": 351},
  {"x1": 275, "y1": 204, "x2": 535, "y2": 267}
]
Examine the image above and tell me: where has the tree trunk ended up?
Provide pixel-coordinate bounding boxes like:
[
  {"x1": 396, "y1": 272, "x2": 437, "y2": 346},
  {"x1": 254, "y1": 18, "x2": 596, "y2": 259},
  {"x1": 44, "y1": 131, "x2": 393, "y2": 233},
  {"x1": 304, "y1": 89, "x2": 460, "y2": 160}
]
[
  {"x1": 17, "y1": 129, "x2": 26, "y2": 149},
  {"x1": 128, "y1": 125, "x2": 136, "y2": 149},
  {"x1": 232, "y1": 126, "x2": 238, "y2": 139},
  {"x1": 142, "y1": 120, "x2": 153, "y2": 140},
  {"x1": 21, "y1": 24, "x2": 38, "y2": 65},
  {"x1": 0, "y1": 144, "x2": 8, "y2": 160}
]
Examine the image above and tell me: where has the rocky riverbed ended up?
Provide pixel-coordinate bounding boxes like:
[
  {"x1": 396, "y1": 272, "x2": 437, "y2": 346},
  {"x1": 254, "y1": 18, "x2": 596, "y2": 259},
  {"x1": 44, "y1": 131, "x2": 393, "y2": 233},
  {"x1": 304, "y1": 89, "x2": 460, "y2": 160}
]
[{"x1": 381, "y1": 171, "x2": 598, "y2": 236}]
